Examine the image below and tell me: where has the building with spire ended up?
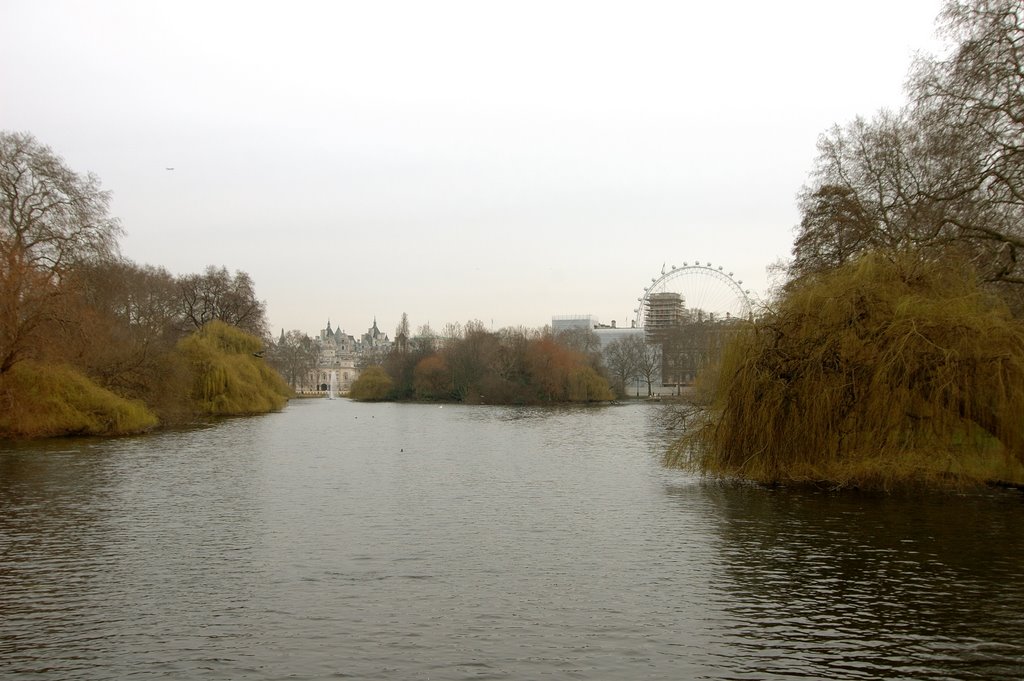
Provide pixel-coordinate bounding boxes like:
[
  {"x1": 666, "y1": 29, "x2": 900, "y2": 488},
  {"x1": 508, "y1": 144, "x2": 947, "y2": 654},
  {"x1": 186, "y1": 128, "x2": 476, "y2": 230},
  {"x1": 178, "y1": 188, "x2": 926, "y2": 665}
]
[
  {"x1": 360, "y1": 317, "x2": 391, "y2": 353},
  {"x1": 302, "y1": 319, "x2": 360, "y2": 394},
  {"x1": 291, "y1": 317, "x2": 396, "y2": 395}
]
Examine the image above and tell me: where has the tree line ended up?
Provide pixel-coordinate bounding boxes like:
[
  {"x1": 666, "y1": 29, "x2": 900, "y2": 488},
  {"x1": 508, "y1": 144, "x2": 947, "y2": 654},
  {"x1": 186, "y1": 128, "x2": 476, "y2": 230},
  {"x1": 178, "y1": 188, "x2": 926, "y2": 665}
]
[
  {"x1": 272, "y1": 312, "x2": 740, "y2": 403},
  {"x1": 348, "y1": 319, "x2": 616, "y2": 404},
  {"x1": 0, "y1": 131, "x2": 288, "y2": 438}
]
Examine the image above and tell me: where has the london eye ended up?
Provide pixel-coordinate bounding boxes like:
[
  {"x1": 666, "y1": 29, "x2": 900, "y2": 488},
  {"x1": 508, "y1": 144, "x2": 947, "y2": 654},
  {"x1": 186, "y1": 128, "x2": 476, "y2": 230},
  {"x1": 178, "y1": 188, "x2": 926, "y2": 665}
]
[{"x1": 634, "y1": 262, "x2": 753, "y2": 328}]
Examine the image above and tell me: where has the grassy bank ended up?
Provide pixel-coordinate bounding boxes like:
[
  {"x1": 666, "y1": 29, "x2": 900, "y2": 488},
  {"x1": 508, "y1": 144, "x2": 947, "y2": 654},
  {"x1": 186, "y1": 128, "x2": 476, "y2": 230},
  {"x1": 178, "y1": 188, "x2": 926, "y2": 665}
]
[
  {"x1": 0, "y1": 321, "x2": 291, "y2": 440},
  {"x1": 0, "y1": 361, "x2": 159, "y2": 438}
]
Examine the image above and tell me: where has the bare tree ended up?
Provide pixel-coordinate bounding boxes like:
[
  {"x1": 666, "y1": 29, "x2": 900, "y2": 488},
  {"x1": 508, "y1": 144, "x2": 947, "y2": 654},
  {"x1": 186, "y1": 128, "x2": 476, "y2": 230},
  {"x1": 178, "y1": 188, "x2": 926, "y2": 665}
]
[
  {"x1": 603, "y1": 337, "x2": 639, "y2": 397},
  {"x1": 268, "y1": 330, "x2": 319, "y2": 389},
  {"x1": 913, "y1": 0, "x2": 1024, "y2": 286},
  {"x1": 67, "y1": 260, "x2": 183, "y2": 394},
  {"x1": 445, "y1": 322, "x2": 500, "y2": 401},
  {"x1": 177, "y1": 265, "x2": 267, "y2": 337},
  {"x1": 412, "y1": 323, "x2": 437, "y2": 354},
  {"x1": 791, "y1": 1, "x2": 1024, "y2": 305},
  {"x1": 0, "y1": 131, "x2": 122, "y2": 373},
  {"x1": 77, "y1": 260, "x2": 180, "y2": 338},
  {"x1": 394, "y1": 312, "x2": 410, "y2": 354},
  {"x1": 555, "y1": 327, "x2": 601, "y2": 355},
  {"x1": 622, "y1": 336, "x2": 660, "y2": 397},
  {"x1": 790, "y1": 114, "x2": 935, "y2": 282}
]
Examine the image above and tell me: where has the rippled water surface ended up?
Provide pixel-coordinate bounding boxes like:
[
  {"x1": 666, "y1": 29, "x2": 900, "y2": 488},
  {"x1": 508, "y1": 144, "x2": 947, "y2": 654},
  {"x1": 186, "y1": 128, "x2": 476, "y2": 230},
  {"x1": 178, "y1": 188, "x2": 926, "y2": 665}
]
[{"x1": 1, "y1": 399, "x2": 1022, "y2": 680}]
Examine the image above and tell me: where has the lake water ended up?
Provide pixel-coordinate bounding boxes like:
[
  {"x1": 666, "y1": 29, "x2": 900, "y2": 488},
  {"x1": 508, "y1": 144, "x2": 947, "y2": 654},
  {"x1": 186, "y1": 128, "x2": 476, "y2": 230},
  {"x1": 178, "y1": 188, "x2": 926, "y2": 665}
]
[{"x1": 1, "y1": 399, "x2": 1022, "y2": 680}]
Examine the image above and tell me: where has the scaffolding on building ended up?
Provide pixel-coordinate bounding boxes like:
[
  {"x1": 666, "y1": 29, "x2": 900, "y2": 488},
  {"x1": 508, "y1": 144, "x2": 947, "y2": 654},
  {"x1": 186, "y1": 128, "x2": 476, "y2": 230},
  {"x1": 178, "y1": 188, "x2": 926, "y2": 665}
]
[{"x1": 643, "y1": 292, "x2": 684, "y2": 342}]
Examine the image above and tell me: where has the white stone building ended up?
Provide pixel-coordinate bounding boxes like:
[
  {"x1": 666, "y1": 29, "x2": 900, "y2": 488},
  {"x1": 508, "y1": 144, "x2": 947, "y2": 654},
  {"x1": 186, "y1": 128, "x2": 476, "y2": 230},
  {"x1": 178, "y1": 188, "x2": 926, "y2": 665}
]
[{"x1": 307, "y1": 320, "x2": 359, "y2": 394}]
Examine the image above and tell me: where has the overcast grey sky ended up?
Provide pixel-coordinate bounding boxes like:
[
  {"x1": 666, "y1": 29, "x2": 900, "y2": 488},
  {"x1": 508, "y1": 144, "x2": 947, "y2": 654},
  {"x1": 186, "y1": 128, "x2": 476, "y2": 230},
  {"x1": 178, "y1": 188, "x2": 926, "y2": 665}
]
[{"x1": 1, "y1": 1, "x2": 945, "y2": 337}]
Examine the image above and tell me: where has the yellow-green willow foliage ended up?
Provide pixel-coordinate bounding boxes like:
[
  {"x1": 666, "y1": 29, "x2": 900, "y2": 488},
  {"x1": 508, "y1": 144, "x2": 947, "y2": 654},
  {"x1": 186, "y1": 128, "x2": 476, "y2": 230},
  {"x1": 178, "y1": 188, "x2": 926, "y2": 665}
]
[
  {"x1": 567, "y1": 366, "x2": 615, "y2": 402},
  {"x1": 349, "y1": 366, "x2": 394, "y2": 401},
  {"x1": 667, "y1": 254, "x2": 1024, "y2": 490},
  {"x1": 177, "y1": 320, "x2": 291, "y2": 416},
  {"x1": 0, "y1": 361, "x2": 158, "y2": 438}
]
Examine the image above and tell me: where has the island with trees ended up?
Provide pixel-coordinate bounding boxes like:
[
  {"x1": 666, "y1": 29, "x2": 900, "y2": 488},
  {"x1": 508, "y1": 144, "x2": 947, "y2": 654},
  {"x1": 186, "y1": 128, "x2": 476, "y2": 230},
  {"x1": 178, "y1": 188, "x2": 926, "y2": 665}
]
[{"x1": 347, "y1": 318, "x2": 615, "y2": 404}]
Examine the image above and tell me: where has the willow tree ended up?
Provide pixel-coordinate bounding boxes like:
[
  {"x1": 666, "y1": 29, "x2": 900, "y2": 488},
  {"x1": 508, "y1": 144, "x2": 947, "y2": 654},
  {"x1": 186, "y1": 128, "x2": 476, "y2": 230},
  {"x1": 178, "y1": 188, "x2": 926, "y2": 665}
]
[
  {"x1": 668, "y1": 254, "x2": 1024, "y2": 489},
  {"x1": 0, "y1": 131, "x2": 122, "y2": 373},
  {"x1": 677, "y1": 1, "x2": 1024, "y2": 489}
]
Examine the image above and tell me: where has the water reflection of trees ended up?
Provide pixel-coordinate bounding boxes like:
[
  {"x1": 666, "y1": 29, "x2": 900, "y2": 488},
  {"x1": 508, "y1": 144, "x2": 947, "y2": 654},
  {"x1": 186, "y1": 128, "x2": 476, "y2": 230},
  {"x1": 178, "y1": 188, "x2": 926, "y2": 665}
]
[{"x1": 662, "y1": 483, "x2": 1024, "y2": 680}]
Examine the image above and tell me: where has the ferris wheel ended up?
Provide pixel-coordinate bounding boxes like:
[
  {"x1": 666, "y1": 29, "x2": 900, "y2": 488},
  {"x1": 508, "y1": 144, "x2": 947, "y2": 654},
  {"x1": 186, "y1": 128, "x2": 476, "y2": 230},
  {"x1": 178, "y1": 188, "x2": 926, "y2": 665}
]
[{"x1": 634, "y1": 262, "x2": 753, "y2": 327}]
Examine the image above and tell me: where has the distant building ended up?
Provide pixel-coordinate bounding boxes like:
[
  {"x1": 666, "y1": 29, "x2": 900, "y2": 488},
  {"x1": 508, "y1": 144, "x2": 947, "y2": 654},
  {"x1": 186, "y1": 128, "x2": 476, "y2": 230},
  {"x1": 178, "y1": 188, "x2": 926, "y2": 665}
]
[
  {"x1": 552, "y1": 314, "x2": 600, "y2": 334},
  {"x1": 290, "y1": 317, "x2": 398, "y2": 394},
  {"x1": 359, "y1": 317, "x2": 391, "y2": 354},
  {"x1": 593, "y1": 325, "x2": 643, "y2": 351},
  {"x1": 301, "y1": 319, "x2": 361, "y2": 394},
  {"x1": 551, "y1": 314, "x2": 643, "y2": 351}
]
